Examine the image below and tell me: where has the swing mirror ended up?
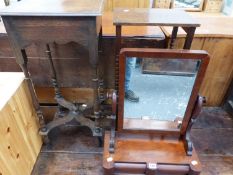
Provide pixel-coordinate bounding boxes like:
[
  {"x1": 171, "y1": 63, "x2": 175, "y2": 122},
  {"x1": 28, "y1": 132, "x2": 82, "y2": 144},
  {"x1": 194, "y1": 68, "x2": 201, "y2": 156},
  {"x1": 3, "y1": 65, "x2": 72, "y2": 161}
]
[{"x1": 118, "y1": 48, "x2": 209, "y2": 133}]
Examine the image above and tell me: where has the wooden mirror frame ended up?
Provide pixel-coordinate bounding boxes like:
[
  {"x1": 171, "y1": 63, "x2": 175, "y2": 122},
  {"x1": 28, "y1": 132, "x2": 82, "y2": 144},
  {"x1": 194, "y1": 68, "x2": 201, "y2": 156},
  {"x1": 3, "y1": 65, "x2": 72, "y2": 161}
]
[{"x1": 117, "y1": 48, "x2": 210, "y2": 136}]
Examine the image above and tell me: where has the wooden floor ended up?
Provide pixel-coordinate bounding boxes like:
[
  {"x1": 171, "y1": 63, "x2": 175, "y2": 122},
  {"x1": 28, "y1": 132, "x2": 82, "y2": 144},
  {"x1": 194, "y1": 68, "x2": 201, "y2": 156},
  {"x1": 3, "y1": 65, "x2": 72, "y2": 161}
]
[{"x1": 31, "y1": 107, "x2": 233, "y2": 175}]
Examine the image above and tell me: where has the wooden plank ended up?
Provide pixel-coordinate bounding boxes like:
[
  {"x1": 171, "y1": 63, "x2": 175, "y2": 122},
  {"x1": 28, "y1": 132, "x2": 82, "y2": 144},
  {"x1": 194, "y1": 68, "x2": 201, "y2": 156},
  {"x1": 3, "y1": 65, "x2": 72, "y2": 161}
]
[
  {"x1": 32, "y1": 124, "x2": 103, "y2": 174},
  {"x1": 200, "y1": 38, "x2": 233, "y2": 106},
  {"x1": 0, "y1": 107, "x2": 30, "y2": 175},
  {"x1": 0, "y1": 73, "x2": 42, "y2": 175},
  {"x1": 31, "y1": 152, "x2": 103, "y2": 175},
  {"x1": 194, "y1": 107, "x2": 233, "y2": 129},
  {"x1": 11, "y1": 81, "x2": 42, "y2": 153},
  {"x1": 191, "y1": 128, "x2": 233, "y2": 155},
  {"x1": 191, "y1": 107, "x2": 233, "y2": 159},
  {"x1": 42, "y1": 126, "x2": 102, "y2": 153},
  {"x1": 0, "y1": 158, "x2": 12, "y2": 175},
  {"x1": 199, "y1": 155, "x2": 233, "y2": 175}
]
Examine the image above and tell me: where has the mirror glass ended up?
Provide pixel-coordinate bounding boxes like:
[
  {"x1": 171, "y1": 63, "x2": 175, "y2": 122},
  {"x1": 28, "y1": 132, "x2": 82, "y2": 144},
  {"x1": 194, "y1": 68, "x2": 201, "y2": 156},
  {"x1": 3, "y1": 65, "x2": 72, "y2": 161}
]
[
  {"x1": 123, "y1": 57, "x2": 200, "y2": 130},
  {"x1": 173, "y1": 0, "x2": 203, "y2": 10}
]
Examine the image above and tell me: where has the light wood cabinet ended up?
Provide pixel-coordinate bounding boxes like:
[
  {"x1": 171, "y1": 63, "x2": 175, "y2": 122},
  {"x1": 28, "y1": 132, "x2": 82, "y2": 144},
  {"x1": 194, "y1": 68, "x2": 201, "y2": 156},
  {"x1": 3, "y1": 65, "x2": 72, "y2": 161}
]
[{"x1": 0, "y1": 72, "x2": 42, "y2": 175}]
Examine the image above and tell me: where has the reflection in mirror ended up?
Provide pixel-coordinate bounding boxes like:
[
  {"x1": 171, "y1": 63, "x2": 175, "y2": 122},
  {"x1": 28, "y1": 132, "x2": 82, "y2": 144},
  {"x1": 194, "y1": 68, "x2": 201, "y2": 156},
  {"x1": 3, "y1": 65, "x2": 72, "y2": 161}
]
[
  {"x1": 123, "y1": 57, "x2": 200, "y2": 130},
  {"x1": 173, "y1": 0, "x2": 204, "y2": 11}
]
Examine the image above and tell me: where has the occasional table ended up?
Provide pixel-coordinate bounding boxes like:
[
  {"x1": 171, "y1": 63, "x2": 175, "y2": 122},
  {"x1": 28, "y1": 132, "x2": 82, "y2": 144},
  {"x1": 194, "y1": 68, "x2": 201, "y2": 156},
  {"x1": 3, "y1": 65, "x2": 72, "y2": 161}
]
[
  {"x1": 113, "y1": 8, "x2": 200, "y2": 89},
  {"x1": 0, "y1": 0, "x2": 105, "y2": 141}
]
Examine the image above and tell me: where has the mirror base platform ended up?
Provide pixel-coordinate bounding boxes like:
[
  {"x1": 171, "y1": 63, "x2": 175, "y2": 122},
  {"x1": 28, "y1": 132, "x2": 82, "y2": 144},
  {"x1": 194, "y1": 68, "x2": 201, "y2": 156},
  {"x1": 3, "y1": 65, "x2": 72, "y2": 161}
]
[{"x1": 103, "y1": 131, "x2": 201, "y2": 175}]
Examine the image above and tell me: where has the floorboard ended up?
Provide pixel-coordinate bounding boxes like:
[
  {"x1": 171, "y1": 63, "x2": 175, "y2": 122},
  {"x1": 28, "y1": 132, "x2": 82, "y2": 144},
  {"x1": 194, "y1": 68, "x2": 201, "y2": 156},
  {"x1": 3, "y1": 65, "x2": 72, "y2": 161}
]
[
  {"x1": 32, "y1": 152, "x2": 103, "y2": 175},
  {"x1": 193, "y1": 107, "x2": 233, "y2": 129},
  {"x1": 199, "y1": 155, "x2": 233, "y2": 175},
  {"x1": 31, "y1": 107, "x2": 233, "y2": 175}
]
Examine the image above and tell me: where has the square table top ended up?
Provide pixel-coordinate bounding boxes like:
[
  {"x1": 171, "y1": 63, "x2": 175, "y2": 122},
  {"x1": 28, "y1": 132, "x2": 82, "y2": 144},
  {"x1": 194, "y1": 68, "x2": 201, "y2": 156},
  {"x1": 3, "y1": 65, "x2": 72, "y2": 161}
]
[
  {"x1": 113, "y1": 8, "x2": 200, "y2": 27},
  {"x1": 0, "y1": 0, "x2": 104, "y2": 16}
]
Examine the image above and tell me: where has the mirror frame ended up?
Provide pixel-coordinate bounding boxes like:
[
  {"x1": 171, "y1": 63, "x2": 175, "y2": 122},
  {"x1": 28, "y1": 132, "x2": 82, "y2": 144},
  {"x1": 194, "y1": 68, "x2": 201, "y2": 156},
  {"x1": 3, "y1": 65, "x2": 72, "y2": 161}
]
[
  {"x1": 171, "y1": 0, "x2": 204, "y2": 12},
  {"x1": 117, "y1": 48, "x2": 210, "y2": 136}
]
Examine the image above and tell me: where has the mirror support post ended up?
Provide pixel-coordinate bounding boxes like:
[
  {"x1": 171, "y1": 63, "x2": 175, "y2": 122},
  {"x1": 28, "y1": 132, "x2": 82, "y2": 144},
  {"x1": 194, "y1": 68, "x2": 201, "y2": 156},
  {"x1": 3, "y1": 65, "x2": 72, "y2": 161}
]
[
  {"x1": 184, "y1": 95, "x2": 206, "y2": 156},
  {"x1": 108, "y1": 91, "x2": 117, "y2": 153}
]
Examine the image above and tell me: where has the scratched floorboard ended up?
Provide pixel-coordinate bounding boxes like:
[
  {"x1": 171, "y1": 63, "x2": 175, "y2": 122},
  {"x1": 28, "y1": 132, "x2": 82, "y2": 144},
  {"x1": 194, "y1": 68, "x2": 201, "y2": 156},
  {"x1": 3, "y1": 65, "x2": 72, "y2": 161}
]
[
  {"x1": 42, "y1": 126, "x2": 102, "y2": 153},
  {"x1": 31, "y1": 107, "x2": 233, "y2": 175},
  {"x1": 32, "y1": 153, "x2": 103, "y2": 175},
  {"x1": 199, "y1": 155, "x2": 233, "y2": 175}
]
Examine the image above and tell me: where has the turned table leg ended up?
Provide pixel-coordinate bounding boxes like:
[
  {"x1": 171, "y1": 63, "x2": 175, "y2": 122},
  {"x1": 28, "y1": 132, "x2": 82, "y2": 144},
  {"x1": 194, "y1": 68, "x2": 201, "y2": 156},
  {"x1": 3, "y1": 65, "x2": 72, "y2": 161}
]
[
  {"x1": 183, "y1": 27, "x2": 196, "y2": 49},
  {"x1": 20, "y1": 49, "x2": 46, "y2": 128},
  {"x1": 170, "y1": 26, "x2": 178, "y2": 49}
]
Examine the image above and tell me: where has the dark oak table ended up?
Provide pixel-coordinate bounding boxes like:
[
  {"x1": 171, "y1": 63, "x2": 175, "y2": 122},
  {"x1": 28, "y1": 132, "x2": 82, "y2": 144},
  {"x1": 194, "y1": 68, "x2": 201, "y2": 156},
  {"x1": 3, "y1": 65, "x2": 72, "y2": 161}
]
[{"x1": 0, "y1": 0, "x2": 105, "y2": 140}]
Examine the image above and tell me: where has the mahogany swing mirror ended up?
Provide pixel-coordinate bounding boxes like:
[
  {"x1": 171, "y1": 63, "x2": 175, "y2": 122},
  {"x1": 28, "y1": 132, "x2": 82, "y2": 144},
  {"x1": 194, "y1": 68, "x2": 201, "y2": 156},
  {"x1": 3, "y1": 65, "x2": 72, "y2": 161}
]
[{"x1": 103, "y1": 48, "x2": 210, "y2": 175}]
